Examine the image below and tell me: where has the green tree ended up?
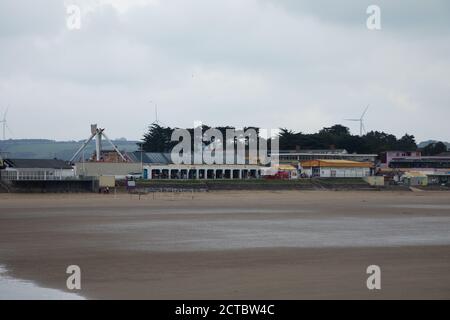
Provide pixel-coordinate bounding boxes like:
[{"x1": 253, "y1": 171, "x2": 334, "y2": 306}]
[
  {"x1": 395, "y1": 134, "x2": 417, "y2": 151},
  {"x1": 319, "y1": 124, "x2": 350, "y2": 136},
  {"x1": 421, "y1": 141, "x2": 447, "y2": 156},
  {"x1": 141, "y1": 123, "x2": 428, "y2": 156},
  {"x1": 141, "y1": 123, "x2": 174, "y2": 152}
]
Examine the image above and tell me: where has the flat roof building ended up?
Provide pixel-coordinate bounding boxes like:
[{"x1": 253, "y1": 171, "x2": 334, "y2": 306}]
[
  {"x1": 0, "y1": 158, "x2": 75, "y2": 181},
  {"x1": 143, "y1": 164, "x2": 263, "y2": 180},
  {"x1": 380, "y1": 151, "x2": 422, "y2": 168},
  {"x1": 300, "y1": 159, "x2": 374, "y2": 178},
  {"x1": 273, "y1": 149, "x2": 377, "y2": 164}
]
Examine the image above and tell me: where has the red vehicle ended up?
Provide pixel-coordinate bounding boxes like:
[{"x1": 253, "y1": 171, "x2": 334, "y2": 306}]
[{"x1": 265, "y1": 171, "x2": 290, "y2": 180}]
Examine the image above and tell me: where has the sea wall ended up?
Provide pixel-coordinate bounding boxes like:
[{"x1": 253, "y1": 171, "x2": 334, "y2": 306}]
[{"x1": 6, "y1": 179, "x2": 98, "y2": 193}]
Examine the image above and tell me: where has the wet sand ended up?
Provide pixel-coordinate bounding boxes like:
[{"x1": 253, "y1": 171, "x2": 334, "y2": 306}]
[{"x1": 0, "y1": 190, "x2": 449, "y2": 299}]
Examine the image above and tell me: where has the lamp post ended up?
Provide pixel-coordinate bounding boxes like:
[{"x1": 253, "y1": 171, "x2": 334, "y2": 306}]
[{"x1": 138, "y1": 142, "x2": 144, "y2": 171}]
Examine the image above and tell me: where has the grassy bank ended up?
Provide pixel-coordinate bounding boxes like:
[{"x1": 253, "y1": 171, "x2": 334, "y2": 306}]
[{"x1": 131, "y1": 178, "x2": 371, "y2": 191}]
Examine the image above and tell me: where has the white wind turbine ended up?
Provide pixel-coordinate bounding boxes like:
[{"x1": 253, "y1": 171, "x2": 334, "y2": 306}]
[
  {"x1": 149, "y1": 100, "x2": 167, "y2": 127},
  {"x1": 345, "y1": 105, "x2": 369, "y2": 136},
  {"x1": 0, "y1": 107, "x2": 12, "y2": 140}
]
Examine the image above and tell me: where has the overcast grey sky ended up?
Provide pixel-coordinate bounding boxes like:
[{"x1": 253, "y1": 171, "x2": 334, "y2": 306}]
[{"x1": 0, "y1": 0, "x2": 449, "y2": 141}]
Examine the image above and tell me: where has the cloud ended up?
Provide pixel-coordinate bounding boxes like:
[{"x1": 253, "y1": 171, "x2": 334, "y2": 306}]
[
  {"x1": 264, "y1": 0, "x2": 450, "y2": 32},
  {"x1": 0, "y1": 0, "x2": 449, "y2": 142},
  {"x1": 0, "y1": 0, "x2": 65, "y2": 37}
]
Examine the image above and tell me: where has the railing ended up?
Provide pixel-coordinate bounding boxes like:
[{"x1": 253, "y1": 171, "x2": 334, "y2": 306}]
[{"x1": 0, "y1": 170, "x2": 79, "y2": 181}]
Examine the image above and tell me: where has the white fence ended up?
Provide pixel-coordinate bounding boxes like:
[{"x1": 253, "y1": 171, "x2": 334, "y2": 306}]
[{"x1": 0, "y1": 169, "x2": 75, "y2": 181}]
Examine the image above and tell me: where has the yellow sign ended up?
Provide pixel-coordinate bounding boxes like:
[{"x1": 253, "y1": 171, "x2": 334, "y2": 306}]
[{"x1": 99, "y1": 176, "x2": 116, "y2": 188}]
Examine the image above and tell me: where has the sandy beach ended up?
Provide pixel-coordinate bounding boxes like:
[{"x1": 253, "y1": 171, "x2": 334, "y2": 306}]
[{"x1": 0, "y1": 190, "x2": 449, "y2": 299}]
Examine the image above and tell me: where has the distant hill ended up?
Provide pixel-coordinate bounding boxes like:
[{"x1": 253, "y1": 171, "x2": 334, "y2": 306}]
[
  {"x1": 418, "y1": 140, "x2": 450, "y2": 149},
  {"x1": 0, "y1": 139, "x2": 140, "y2": 160},
  {"x1": 2, "y1": 138, "x2": 448, "y2": 160}
]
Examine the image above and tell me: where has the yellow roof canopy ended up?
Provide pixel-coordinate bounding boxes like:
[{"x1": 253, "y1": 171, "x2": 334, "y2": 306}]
[
  {"x1": 275, "y1": 164, "x2": 297, "y2": 171},
  {"x1": 300, "y1": 159, "x2": 373, "y2": 168}
]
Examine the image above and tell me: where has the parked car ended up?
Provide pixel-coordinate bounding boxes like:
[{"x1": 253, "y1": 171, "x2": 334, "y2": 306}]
[{"x1": 126, "y1": 172, "x2": 143, "y2": 180}]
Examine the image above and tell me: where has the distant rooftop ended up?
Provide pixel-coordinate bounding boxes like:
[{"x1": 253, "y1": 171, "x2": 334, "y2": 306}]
[
  {"x1": 4, "y1": 159, "x2": 73, "y2": 169},
  {"x1": 127, "y1": 151, "x2": 172, "y2": 164}
]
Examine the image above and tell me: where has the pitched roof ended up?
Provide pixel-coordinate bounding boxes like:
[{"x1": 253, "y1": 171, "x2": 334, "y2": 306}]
[
  {"x1": 4, "y1": 159, "x2": 73, "y2": 169},
  {"x1": 126, "y1": 152, "x2": 172, "y2": 164}
]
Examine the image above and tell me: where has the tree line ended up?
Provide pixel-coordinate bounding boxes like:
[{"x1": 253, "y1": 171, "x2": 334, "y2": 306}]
[{"x1": 141, "y1": 123, "x2": 447, "y2": 156}]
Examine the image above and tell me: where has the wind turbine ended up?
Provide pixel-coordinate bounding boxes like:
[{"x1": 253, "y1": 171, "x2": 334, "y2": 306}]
[
  {"x1": 70, "y1": 124, "x2": 127, "y2": 163},
  {"x1": 0, "y1": 107, "x2": 12, "y2": 140},
  {"x1": 149, "y1": 100, "x2": 167, "y2": 126},
  {"x1": 345, "y1": 105, "x2": 369, "y2": 136},
  {"x1": 148, "y1": 100, "x2": 159, "y2": 125}
]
